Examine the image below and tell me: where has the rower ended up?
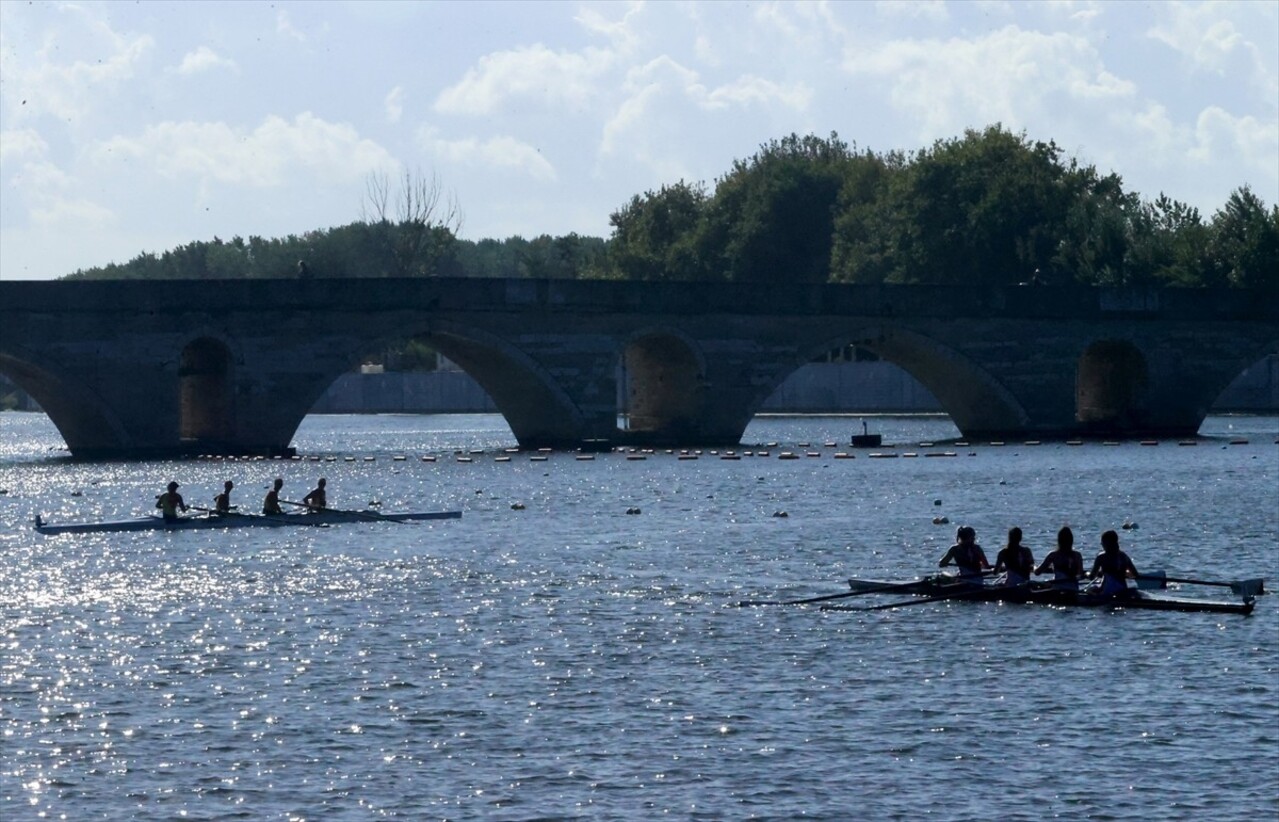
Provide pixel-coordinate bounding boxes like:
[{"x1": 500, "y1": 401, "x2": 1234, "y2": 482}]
[
  {"x1": 213, "y1": 480, "x2": 235, "y2": 514},
  {"x1": 263, "y1": 478, "x2": 284, "y2": 515},
  {"x1": 1088, "y1": 529, "x2": 1139, "y2": 597},
  {"x1": 301, "y1": 477, "x2": 327, "y2": 513},
  {"x1": 938, "y1": 525, "x2": 991, "y2": 583},
  {"x1": 156, "y1": 481, "x2": 188, "y2": 522},
  {"x1": 993, "y1": 526, "x2": 1034, "y2": 587},
  {"x1": 1035, "y1": 526, "x2": 1085, "y2": 589}
]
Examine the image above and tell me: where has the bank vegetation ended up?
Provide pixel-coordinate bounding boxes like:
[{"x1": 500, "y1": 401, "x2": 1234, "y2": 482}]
[{"x1": 65, "y1": 125, "x2": 1277, "y2": 289}]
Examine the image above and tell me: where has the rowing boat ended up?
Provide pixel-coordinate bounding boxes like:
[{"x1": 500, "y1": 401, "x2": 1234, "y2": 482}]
[
  {"x1": 34, "y1": 509, "x2": 462, "y2": 535},
  {"x1": 844, "y1": 575, "x2": 1257, "y2": 615}
]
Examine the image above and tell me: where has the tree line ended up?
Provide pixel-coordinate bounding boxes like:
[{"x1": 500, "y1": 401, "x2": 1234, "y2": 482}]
[{"x1": 65, "y1": 125, "x2": 1276, "y2": 287}]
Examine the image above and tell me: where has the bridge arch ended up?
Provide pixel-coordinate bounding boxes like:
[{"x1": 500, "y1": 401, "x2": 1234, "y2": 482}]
[
  {"x1": 755, "y1": 324, "x2": 1028, "y2": 436},
  {"x1": 1204, "y1": 347, "x2": 1279, "y2": 417},
  {"x1": 290, "y1": 319, "x2": 592, "y2": 449},
  {"x1": 0, "y1": 345, "x2": 129, "y2": 456},
  {"x1": 179, "y1": 336, "x2": 235, "y2": 447},
  {"x1": 417, "y1": 323, "x2": 588, "y2": 447},
  {"x1": 618, "y1": 328, "x2": 707, "y2": 440},
  {"x1": 1075, "y1": 340, "x2": 1149, "y2": 429}
]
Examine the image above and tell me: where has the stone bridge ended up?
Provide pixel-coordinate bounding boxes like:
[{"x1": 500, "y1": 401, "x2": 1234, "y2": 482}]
[{"x1": 1, "y1": 278, "x2": 1275, "y2": 458}]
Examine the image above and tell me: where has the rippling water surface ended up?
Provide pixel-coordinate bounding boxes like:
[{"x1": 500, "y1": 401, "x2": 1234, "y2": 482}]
[{"x1": 2, "y1": 412, "x2": 1276, "y2": 821}]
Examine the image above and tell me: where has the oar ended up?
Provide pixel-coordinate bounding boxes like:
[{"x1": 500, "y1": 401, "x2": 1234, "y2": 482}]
[
  {"x1": 824, "y1": 580, "x2": 1027, "y2": 612},
  {"x1": 738, "y1": 588, "x2": 877, "y2": 608},
  {"x1": 856, "y1": 569, "x2": 1001, "y2": 594},
  {"x1": 281, "y1": 499, "x2": 404, "y2": 524},
  {"x1": 737, "y1": 570, "x2": 999, "y2": 608},
  {"x1": 189, "y1": 504, "x2": 242, "y2": 518},
  {"x1": 1137, "y1": 571, "x2": 1265, "y2": 598}
]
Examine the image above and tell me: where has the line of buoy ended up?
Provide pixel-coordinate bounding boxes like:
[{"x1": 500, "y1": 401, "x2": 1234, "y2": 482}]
[{"x1": 282, "y1": 436, "x2": 1266, "y2": 467}]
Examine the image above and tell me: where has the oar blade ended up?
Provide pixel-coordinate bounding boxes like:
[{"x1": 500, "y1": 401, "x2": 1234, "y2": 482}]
[
  {"x1": 1136, "y1": 570, "x2": 1167, "y2": 590},
  {"x1": 1231, "y1": 579, "x2": 1265, "y2": 599}
]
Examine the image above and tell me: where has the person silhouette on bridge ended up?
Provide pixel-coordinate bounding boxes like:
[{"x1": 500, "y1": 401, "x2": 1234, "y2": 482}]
[
  {"x1": 263, "y1": 478, "x2": 284, "y2": 515},
  {"x1": 156, "y1": 481, "x2": 187, "y2": 522}
]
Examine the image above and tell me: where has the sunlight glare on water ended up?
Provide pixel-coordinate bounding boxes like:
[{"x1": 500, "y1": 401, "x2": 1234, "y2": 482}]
[{"x1": 1, "y1": 411, "x2": 1276, "y2": 820}]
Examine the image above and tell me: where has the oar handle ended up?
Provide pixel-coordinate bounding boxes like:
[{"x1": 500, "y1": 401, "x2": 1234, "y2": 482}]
[{"x1": 190, "y1": 504, "x2": 238, "y2": 515}]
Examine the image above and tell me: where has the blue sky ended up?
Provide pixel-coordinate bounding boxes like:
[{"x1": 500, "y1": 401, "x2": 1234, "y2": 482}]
[{"x1": 1, "y1": 0, "x2": 1276, "y2": 280}]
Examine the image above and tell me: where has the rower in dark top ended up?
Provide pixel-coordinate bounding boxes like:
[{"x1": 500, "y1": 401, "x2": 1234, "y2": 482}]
[
  {"x1": 301, "y1": 478, "x2": 327, "y2": 513},
  {"x1": 993, "y1": 526, "x2": 1035, "y2": 587},
  {"x1": 156, "y1": 481, "x2": 188, "y2": 522},
  {"x1": 213, "y1": 480, "x2": 234, "y2": 514},
  {"x1": 263, "y1": 478, "x2": 284, "y2": 515},
  {"x1": 1035, "y1": 526, "x2": 1085, "y2": 590},
  {"x1": 938, "y1": 526, "x2": 991, "y2": 583},
  {"x1": 1088, "y1": 529, "x2": 1139, "y2": 597},
  {"x1": 1033, "y1": 526, "x2": 1084, "y2": 590}
]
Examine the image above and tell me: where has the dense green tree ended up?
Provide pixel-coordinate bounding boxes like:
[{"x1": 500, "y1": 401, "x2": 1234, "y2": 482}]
[
  {"x1": 701, "y1": 133, "x2": 854, "y2": 283},
  {"x1": 1205, "y1": 186, "x2": 1279, "y2": 288},
  {"x1": 1049, "y1": 168, "x2": 1142, "y2": 286},
  {"x1": 833, "y1": 126, "x2": 1084, "y2": 284},
  {"x1": 61, "y1": 127, "x2": 1273, "y2": 289},
  {"x1": 827, "y1": 150, "x2": 900, "y2": 283},
  {"x1": 1124, "y1": 195, "x2": 1211, "y2": 287},
  {"x1": 606, "y1": 181, "x2": 709, "y2": 280}
]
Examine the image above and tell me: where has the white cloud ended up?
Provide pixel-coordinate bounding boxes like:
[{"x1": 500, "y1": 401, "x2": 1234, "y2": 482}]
[
  {"x1": 434, "y1": 44, "x2": 614, "y2": 116},
  {"x1": 0, "y1": 129, "x2": 49, "y2": 166},
  {"x1": 277, "y1": 10, "x2": 306, "y2": 42},
  {"x1": 1148, "y1": 3, "x2": 1246, "y2": 74},
  {"x1": 1041, "y1": 1, "x2": 1103, "y2": 18},
  {"x1": 752, "y1": 1, "x2": 847, "y2": 54},
  {"x1": 1188, "y1": 106, "x2": 1279, "y2": 173},
  {"x1": 1146, "y1": 1, "x2": 1276, "y2": 106},
  {"x1": 6, "y1": 158, "x2": 114, "y2": 232},
  {"x1": 703, "y1": 75, "x2": 812, "y2": 111},
  {"x1": 1, "y1": 8, "x2": 153, "y2": 124},
  {"x1": 874, "y1": 1, "x2": 949, "y2": 24},
  {"x1": 574, "y1": 1, "x2": 644, "y2": 53},
  {"x1": 92, "y1": 113, "x2": 397, "y2": 187},
  {"x1": 417, "y1": 127, "x2": 556, "y2": 181},
  {"x1": 31, "y1": 195, "x2": 115, "y2": 229},
  {"x1": 176, "y1": 46, "x2": 237, "y2": 76},
  {"x1": 842, "y1": 25, "x2": 1135, "y2": 138},
  {"x1": 385, "y1": 86, "x2": 405, "y2": 124}
]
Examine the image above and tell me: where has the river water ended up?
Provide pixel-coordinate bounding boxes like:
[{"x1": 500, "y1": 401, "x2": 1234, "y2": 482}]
[{"x1": 1, "y1": 412, "x2": 1276, "y2": 821}]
